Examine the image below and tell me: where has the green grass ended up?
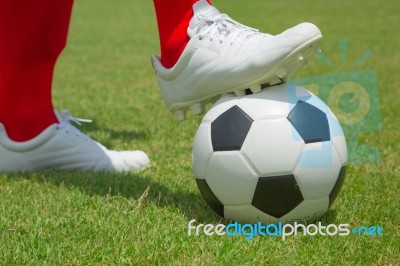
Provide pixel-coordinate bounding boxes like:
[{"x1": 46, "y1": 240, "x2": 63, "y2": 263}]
[{"x1": 1, "y1": 0, "x2": 399, "y2": 264}]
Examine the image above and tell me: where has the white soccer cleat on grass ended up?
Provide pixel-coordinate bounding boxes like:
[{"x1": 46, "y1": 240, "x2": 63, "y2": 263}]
[
  {"x1": 0, "y1": 110, "x2": 150, "y2": 173},
  {"x1": 152, "y1": 0, "x2": 323, "y2": 121}
]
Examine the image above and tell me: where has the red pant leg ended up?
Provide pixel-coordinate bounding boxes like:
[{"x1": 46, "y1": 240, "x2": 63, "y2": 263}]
[
  {"x1": 0, "y1": 0, "x2": 73, "y2": 141},
  {"x1": 153, "y1": 0, "x2": 212, "y2": 69}
]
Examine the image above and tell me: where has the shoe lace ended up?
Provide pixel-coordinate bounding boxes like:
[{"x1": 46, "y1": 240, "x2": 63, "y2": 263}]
[
  {"x1": 57, "y1": 109, "x2": 93, "y2": 139},
  {"x1": 196, "y1": 13, "x2": 267, "y2": 43}
]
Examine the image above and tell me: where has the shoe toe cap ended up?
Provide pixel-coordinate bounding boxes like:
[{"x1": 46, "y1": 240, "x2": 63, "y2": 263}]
[
  {"x1": 266, "y1": 22, "x2": 321, "y2": 54},
  {"x1": 284, "y1": 22, "x2": 322, "y2": 40},
  {"x1": 120, "y1": 150, "x2": 150, "y2": 171}
]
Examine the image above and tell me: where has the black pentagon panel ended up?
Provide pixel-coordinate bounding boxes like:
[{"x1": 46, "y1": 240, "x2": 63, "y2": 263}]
[
  {"x1": 329, "y1": 165, "x2": 347, "y2": 208},
  {"x1": 287, "y1": 100, "x2": 330, "y2": 144},
  {"x1": 195, "y1": 179, "x2": 224, "y2": 217},
  {"x1": 211, "y1": 105, "x2": 253, "y2": 151},
  {"x1": 252, "y1": 174, "x2": 304, "y2": 218}
]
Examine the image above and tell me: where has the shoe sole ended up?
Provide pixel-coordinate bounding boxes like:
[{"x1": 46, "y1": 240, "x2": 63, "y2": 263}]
[{"x1": 170, "y1": 34, "x2": 323, "y2": 121}]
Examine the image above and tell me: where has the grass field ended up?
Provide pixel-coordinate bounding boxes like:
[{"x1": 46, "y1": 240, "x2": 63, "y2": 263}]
[{"x1": 1, "y1": 0, "x2": 399, "y2": 264}]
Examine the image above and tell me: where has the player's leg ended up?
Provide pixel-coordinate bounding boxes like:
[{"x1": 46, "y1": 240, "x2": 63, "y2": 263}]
[
  {"x1": 152, "y1": 0, "x2": 322, "y2": 120},
  {"x1": 0, "y1": 0, "x2": 72, "y2": 142},
  {"x1": 153, "y1": 0, "x2": 212, "y2": 68},
  {"x1": 0, "y1": 0, "x2": 149, "y2": 172}
]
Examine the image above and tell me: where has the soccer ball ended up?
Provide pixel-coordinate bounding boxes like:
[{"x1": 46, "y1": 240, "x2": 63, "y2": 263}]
[{"x1": 192, "y1": 83, "x2": 347, "y2": 223}]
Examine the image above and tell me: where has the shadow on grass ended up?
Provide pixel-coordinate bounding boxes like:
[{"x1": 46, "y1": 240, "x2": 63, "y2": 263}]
[
  {"x1": 8, "y1": 171, "x2": 339, "y2": 225},
  {"x1": 318, "y1": 209, "x2": 338, "y2": 224},
  {"x1": 8, "y1": 171, "x2": 223, "y2": 224},
  {"x1": 79, "y1": 121, "x2": 149, "y2": 146}
]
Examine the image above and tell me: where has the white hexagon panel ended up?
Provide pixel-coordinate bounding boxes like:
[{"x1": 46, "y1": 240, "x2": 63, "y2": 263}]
[
  {"x1": 207, "y1": 152, "x2": 259, "y2": 205},
  {"x1": 241, "y1": 119, "x2": 305, "y2": 176}
]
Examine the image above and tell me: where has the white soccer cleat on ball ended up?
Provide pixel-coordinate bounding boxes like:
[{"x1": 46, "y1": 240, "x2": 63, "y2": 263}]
[
  {"x1": 152, "y1": 0, "x2": 323, "y2": 121},
  {"x1": 0, "y1": 110, "x2": 150, "y2": 173}
]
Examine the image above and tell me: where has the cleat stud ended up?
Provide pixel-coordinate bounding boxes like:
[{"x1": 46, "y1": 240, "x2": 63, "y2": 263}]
[
  {"x1": 270, "y1": 76, "x2": 282, "y2": 86},
  {"x1": 234, "y1": 89, "x2": 246, "y2": 97},
  {"x1": 209, "y1": 96, "x2": 220, "y2": 104},
  {"x1": 174, "y1": 110, "x2": 186, "y2": 121},
  {"x1": 249, "y1": 85, "x2": 262, "y2": 94},
  {"x1": 190, "y1": 103, "x2": 205, "y2": 116},
  {"x1": 277, "y1": 68, "x2": 288, "y2": 79}
]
